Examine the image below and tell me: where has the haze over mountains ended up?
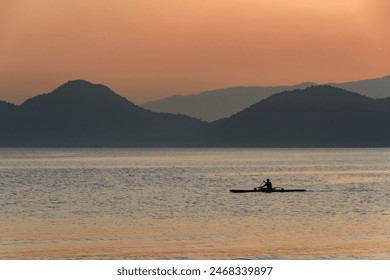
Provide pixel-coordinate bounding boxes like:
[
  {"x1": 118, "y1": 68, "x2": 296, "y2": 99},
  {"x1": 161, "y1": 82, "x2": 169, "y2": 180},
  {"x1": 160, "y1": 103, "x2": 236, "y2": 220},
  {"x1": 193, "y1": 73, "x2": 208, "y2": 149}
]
[
  {"x1": 1, "y1": 80, "x2": 390, "y2": 147},
  {"x1": 143, "y1": 75, "x2": 390, "y2": 121}
]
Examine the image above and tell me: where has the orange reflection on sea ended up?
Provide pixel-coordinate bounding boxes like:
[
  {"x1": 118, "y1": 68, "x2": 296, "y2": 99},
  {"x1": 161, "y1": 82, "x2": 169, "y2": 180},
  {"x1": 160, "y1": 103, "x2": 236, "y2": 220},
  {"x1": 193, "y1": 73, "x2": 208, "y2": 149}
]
[{"x1": 1, "y1": 214, "x2": 388, "y2": 259}]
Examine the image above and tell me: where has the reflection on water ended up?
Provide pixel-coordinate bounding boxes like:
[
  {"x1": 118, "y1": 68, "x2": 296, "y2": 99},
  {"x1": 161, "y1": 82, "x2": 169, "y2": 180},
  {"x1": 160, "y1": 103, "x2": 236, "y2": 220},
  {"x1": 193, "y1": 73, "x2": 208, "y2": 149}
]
[{"x1": 0, "y1": 148, "x2": 389, "y2": 259}]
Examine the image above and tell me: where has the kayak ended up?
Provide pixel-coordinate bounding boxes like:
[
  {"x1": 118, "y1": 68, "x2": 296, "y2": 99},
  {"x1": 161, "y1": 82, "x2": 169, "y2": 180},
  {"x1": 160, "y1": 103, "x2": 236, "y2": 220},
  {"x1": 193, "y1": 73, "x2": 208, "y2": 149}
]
[{"x1": 230, "y1": 189, "x2": 306, "y2": 193}]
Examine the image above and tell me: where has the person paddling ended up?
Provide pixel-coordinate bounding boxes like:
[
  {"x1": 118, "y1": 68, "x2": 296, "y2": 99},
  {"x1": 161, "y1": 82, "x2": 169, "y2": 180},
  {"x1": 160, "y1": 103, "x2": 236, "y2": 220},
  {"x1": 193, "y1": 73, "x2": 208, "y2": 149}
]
[{"x1": 255, "y1": 178, "x2": 273, "y2": 191}]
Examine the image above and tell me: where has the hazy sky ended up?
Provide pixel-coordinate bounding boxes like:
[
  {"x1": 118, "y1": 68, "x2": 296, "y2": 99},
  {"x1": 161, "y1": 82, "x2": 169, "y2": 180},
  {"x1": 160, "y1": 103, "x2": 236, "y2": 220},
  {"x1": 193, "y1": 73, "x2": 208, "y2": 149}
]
[{"x1": 1, "y1": 0, "x2": 389, "y2": 104}]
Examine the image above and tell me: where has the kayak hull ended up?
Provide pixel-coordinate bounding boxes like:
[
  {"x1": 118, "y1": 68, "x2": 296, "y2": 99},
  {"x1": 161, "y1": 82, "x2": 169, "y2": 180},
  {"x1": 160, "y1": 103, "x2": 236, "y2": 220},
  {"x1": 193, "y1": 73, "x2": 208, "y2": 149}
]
[{"x1": 230, "y1": 189, "x2": 306, "y2": 193}]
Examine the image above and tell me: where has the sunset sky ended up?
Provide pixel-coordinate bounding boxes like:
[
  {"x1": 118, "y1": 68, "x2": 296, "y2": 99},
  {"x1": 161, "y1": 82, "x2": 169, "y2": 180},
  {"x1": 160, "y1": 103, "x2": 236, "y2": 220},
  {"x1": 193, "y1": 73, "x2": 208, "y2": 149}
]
[{"x1": 1, "y1": 0, "x2": 389, "y2": 104}]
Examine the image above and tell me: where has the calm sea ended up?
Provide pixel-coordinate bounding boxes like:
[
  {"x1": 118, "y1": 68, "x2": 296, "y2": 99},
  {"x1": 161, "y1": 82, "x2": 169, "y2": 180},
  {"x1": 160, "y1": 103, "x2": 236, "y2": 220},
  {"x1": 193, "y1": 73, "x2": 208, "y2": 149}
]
[{"x1": 0, "y1": 148, "x2": 389, "y2": 259}]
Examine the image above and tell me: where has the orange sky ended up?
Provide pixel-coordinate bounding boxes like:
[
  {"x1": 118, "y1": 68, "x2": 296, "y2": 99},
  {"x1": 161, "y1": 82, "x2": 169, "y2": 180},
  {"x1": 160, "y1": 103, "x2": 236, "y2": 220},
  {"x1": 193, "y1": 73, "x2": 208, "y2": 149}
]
[{"x1": 0, "y1": 0, "x2": 389, "y2": 104}]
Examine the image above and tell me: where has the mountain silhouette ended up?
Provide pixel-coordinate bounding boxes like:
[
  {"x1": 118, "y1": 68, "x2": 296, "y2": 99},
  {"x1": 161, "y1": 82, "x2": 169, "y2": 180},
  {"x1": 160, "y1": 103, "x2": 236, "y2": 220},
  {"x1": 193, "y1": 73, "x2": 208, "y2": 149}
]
[
  {"x1": 0, "y1": 80, "x2": 206, "y2": 147},
  {"x1": 142, "y1": 75, "x2": 390, "y2": 121},
  {"x1": 142, "y1": 83, "x2": 315, "y2": 121},
  {"x1": 0, "y1": 100, "x2": 17, "y2": 115},
  {"x1": 2, "y1": 81, "x2": 390, "y2": 147},
  {"x1": 207, "y1": 86, "x2": 390, "y2": 147},
  {"x1": 0, "y1": 101, "x2": 18, "y2": 141}
]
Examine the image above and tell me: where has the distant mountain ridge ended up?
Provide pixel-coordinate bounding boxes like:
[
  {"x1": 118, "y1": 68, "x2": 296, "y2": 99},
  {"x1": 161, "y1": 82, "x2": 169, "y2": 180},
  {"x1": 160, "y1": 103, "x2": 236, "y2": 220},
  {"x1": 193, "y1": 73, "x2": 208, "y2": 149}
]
[
  {"x1": 1, "y1": 81, "x2": 390, "y2": 147},
  {"x1": 142, "y1": 82, "x2": 315, "y2": 122},
  {"x1": 142, "y1": 75, "x2": 390, "y2": 121},
  {"x1": 329, "y1": 75, "x2": 390, "y2": 99}
]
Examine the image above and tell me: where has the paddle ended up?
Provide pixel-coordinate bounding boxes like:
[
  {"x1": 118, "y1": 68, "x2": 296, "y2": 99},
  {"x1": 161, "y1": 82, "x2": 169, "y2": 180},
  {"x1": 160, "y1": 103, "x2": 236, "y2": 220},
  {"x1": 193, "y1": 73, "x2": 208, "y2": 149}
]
[{"x1": 254, "y1": 181, "x2": 266, "y2": 190}]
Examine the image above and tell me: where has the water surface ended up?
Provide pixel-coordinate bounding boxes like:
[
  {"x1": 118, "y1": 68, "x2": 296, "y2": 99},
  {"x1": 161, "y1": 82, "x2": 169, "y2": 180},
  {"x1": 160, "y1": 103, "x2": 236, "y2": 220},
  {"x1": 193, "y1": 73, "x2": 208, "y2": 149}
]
[{"x1": 0, "y1": 148, "x2": 389, "y2": 259}]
